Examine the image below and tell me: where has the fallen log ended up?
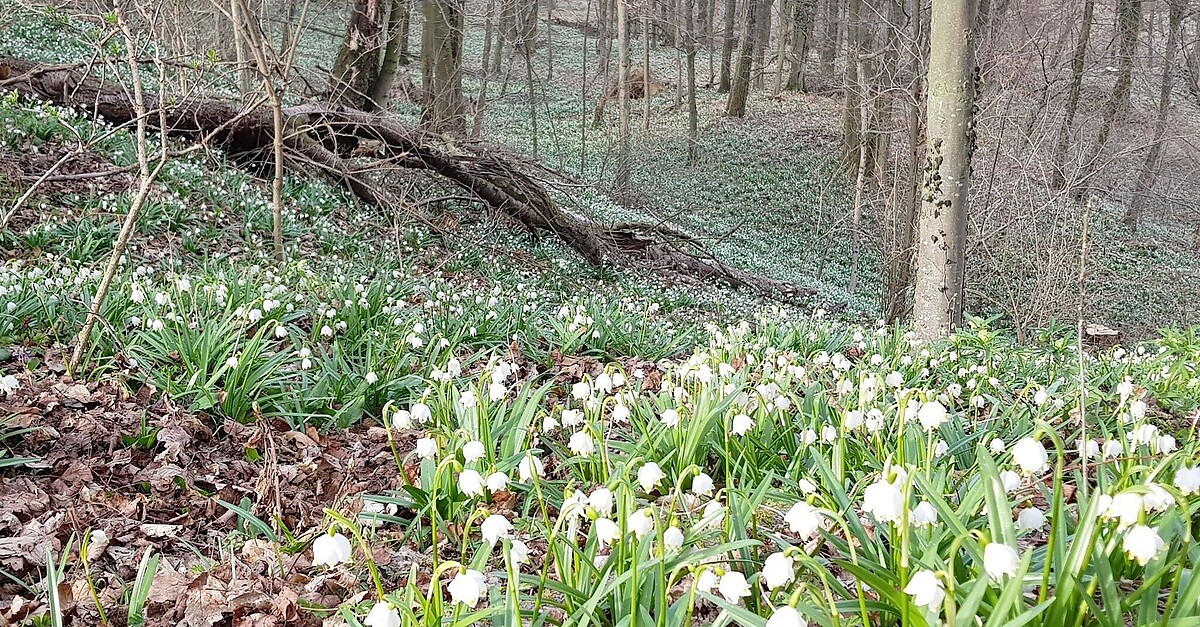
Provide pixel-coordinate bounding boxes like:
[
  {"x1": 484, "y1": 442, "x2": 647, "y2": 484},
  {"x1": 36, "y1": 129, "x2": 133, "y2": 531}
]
[{"x1": 1, "y1": 55, "x2": 817, "y2": 300}]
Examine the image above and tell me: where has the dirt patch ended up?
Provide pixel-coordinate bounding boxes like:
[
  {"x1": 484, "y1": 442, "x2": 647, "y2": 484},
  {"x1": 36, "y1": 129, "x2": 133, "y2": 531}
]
[{"x1": 0, "y1": 353, "x2": 415, "y2": 626}]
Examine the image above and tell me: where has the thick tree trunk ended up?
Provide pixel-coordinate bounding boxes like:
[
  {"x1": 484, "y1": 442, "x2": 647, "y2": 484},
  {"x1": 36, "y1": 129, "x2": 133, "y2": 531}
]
[
  {"x1": 332, "y1": 0, "x2": 386, "y2": 109},
  {"x1": 421, "y1": 0, "x2": 466, "y2": 132},
  {"x1": 785, "y1": 0, "x2": 815, "y2": 90},
  {"x1": 1049, "y1": 0, "x2": 1095, "y2": 190},
  {"x1": 719, "y1": 0, "x2": 737, "y2": 91},
  {"x1": 751, "y1": 0, "x2": 775, "y2": 90},
  {"x1": 911, "y1": 0, "x2": 976, "y2": 342},
  {"x1": 1125, "y1": 0, "x2": 1184, "y2": 232},
  {"x1": 818, "y1": 0, "x2": 838, "y2": 77},
  {"x1": 367, "y1": 0, "x2": 411, "y2": 110},
  {"x1": 840, "y1": 0, "x2": 867, "y2": 174},
  {"x1": 725, "y1": 0, "x2": 760, "y2": 116}
]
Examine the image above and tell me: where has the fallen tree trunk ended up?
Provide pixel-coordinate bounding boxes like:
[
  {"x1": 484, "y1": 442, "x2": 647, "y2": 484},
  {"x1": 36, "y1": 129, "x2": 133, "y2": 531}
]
[{"x1": 1, "y1": 55, "x2": 817, "y2": 300}]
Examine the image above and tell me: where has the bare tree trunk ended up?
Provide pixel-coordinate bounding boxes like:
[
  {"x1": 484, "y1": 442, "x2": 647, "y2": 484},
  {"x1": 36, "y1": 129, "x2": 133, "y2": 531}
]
[
  {"x1": 1125, "y1": 0, "x2": 1184, "y2": 232},
  {"x1": 1081, "y1": 0, "x2": 1142, "y2": 183},
  {"x1": 616, "y1": 0, "x2": 632, "y2": 191},
  {"x1": 884, "y1": 0, "x2": 923, "y2": 323},
  {"x1": 643, "y1": 15, "x2": 652, "y2": 130},
  {"x1": 231, "y1": 0, "x2": 253, "y2": 95},
  {"x1": 818, "y1": 0, "x2": 838, "y2": 77},
  {"x1": 686, "y1": 0, "x2": 700, "y2": 162},
  {"x1": 786, "y1": 0, "x2": 815, "y2": 90},
  {"x1": 848, "y1": 59, "x2": 868, "y2": 294},
  {"x1": 840, "y1": 0, "x2": 864, "y2": 174},
  {"x1": 368, "y1": 0, "x2": 412, "y2": 110},
  {"x1": 1049, "y1": 0, "x2": 1095, "y2": 190},
  {"x1": 332, "y1": 0, "x2": 386, "y2": 109},
  {"x1": 719, "y1": 0, "x2": 737, "y2": 91},
  {"x1": 471, "y1": 0, "x2": 498, "y2": 137},
  {"x1": 581, "y1": 0, "x2": 592, "y2": 172},
  {"x1": 524, "y1": 43, "x2": 540, "y2": 159},
  {"x1": 773, "y1": 0, "x2": 791, "y2": 95},
  {"x1": 398, "y1": 0, "x2": 412, "y2": 63},
  {"x1": 725, "y1": 0, "x2": 759, "y2": 115},
  {"x1": 547, "y1": 0, "x2": 556, "y2": 80},
  {"x1": 912, "y1": 0, "x2": 976, "y2": 342},
  {"x1": 422, "y1": 0, "x2": 466, "y2": 132},
  {"x1": 751, "y1": 0, "x2": 775, "y2": 90}
]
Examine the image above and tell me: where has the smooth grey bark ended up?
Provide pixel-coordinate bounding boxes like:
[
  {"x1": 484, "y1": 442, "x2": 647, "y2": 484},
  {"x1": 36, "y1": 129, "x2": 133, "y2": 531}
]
[
  {"x1": 368, "y1": 0, "x2": 412, "y2": 110},
  {"x1": 912, "y1": 0, "x2": 976, "y2": 342}
]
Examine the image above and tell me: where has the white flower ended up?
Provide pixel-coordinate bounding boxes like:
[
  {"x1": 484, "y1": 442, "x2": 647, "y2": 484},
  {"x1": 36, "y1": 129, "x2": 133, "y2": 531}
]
[
  {"x1": 1143, "y1": 484, "x2": 1174, "y2": 512},
  {"x1": 1016, "y1": 507, "x2": 1045, "y2": 531},
  {"x1": 692, "y1": 472, "x2": 715, "y2": 496},
  {"x1": 1033, "y1": 389, "x2": 1049, "y2": 406},
  {"x1": 594, "y1": 518, "x2": 620, "y2": 546},
  {"x1": 415, "y1": 437, "x2": 437, "y2": 459},
  {"x1": 462, "y1": 440, "x2": 486, "y2": 463},
  {"x1": 461, "y1": 390, "x2": 478, "y2": 408},
  {"x1": 1123, "y1": 525, "x2": 1166, "y2": 566},
  {"x1": 561, "y1": 409, "x2": 583, "y2": 426},
  {"x1": 509, "y1": 539, "x2": 530, "y2": 565},
  {"x1": 225, "y1": 356, "x2": 238, "y2": 369},
  {"x1": 696, "y1": 569, "x2": 718, "y2": 593},
  {"x1": 518, "y1": 454, "x2": 544, "y2": 482},
  {"x1": 664, "y1": 526, "x2": 684, "y2": 551},
  {"x1": 1103, "y1": 492, "x2": 1142, "y2": 528},
  {"x1": 321, "y1": 325, "x2": 333, "y2": 337},
  {"x1": 862, "y1": 478, "x2": 905, "y2": 524},
  {"x1": 762, "y1": 552, "x2": 795, "y2": 590},
  {"x1": 458, "y1": 469, "x2": 484, "y2": 496},
  {"x1": 1154, "y1": 434, "x2": 1176, "y2": 454},
  {"x1": 481, "y1": 514, "x2": 512, "y2": 545},
  {"x1": 886, "y1": 371, "x2": 904, "y2": 388},
  {"x1": 911, "y1": 502, "x2": 938, "y2": 528},
  {"x1": 391, "y1": 409, "x2": 412, "y2": 429},
  {"x1": 365, "y1": 372, "x2": 378, "y2": 385},
  {"x1": 917, "y1": 401, "x2": 948, "y2": 432},
  {"x1": 1130, "y1": 399, "x2": 1147, "y2": 420},
  {"x1": 0, "y1": 374, "x2": 18, "y2": 395},
  {"x1": 661, "y1": 408, "x2": 680, "y2": 427},
  {"x1": 364, "y1": 601, "x2": 400, "y2": 627},
  {"x1": 731, "y1": 413, "x2": 754, "y2": 436},
  {"x1": 1000, "y1": 470, "x2": 1022, "y2": 493},
  {"x1": 571, "y1": 381, "x2": 591, "y2": 400},
  {"x1": 784, "y1": 501, "x2": 822, "y2": 539},
  {"x1": 1175, "y1": 466, "x2": 1200, "y2": 495},
  {"x1": 589, "y1": 488, "x2": 614, "y2": 516},
  {"x1": 411, "y1": 403, "x2": 432, "y2": 423},
  {"x1": 717, "y1": 571, "x2": 751, "y2": 604},
  {"x1": 904, "y1": 569, "x2": 945, "y2": 612},
  {"x1": 569, "y1": 431, "x2": 595, "y2": 457},
  {"x1": 983, "y1": 543, "x2": 1019, "y2": 580},
  {"x1": 486, "y1": 472, "x2": 509, "y2": 492},
  {"x1": 989, "y1": 438, "x2": 1006, "y2": 454},
  {"x1": 1011, "y1": 438, "x2": 1049, "y2": 475},
  {"x1": 934, "y1": 440, "x2": 948, "y2": 458},
  {"x1": 766, "y1": 606, "x2": 807, "y2": 627},
  {"x1": 638, "y1": 462, "x2": 665, "y2": 493},
  {"x1": 626, "y1": 508, "x2": 654, "y2": 539},
  {"x1": 447, "y1": 569, "x2": 488, "y2": 607},
  {"x1": 312, "y1": 531, "x2": 352, "y2": 566}
]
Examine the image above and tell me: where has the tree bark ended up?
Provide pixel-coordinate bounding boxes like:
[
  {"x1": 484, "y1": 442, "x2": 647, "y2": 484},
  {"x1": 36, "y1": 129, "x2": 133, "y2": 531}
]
[
  {"x1": 911, "y1": 0, "x2": 976, "y2": 342},
  {"x1": 818, "y1": 0, "x2": 838, "y2": 77},
  {"x1": 616, "y1": 0, "x2": 633, "y2": 191},
  {"x1": 884, "y1": 0, "x2": 924, "y2": 323},
  {"x1": 421, "y1": 0, "x2": 466, "y2": 132},
  {"x1": 1080, "y1": 0, "x2": 1141, "y2": 184},
  {"x1": 1124, "y1": 0, "x2": 1184, "y2": 232},
  {"x1": 332, "y1": 0, "x2": 386, "y2": 109},
  {"x1": 785, "y1": 0, "x2": 815, "y2": 90},
  {"x1": 1049, "y1": 0, "x2": 1095, "y2": 190},
  {"x1": 718, "y1": 0, "x2": 737, "y2": 91},
  {"x1": 725, "y1": 0, "x2": 760, "y2": 116},
  {"x1": 751, "y1": 0, "x2": 775, "y2": 90},
  {"x1": 368, "y1": 0, "x2": 411, "y2": 111}
]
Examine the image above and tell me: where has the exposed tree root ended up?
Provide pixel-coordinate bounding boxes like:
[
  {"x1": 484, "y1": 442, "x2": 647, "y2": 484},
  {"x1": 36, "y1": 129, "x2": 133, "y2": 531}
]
[{"x1": 2, "y1": 55, "x2": 816, "y2": 300}]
